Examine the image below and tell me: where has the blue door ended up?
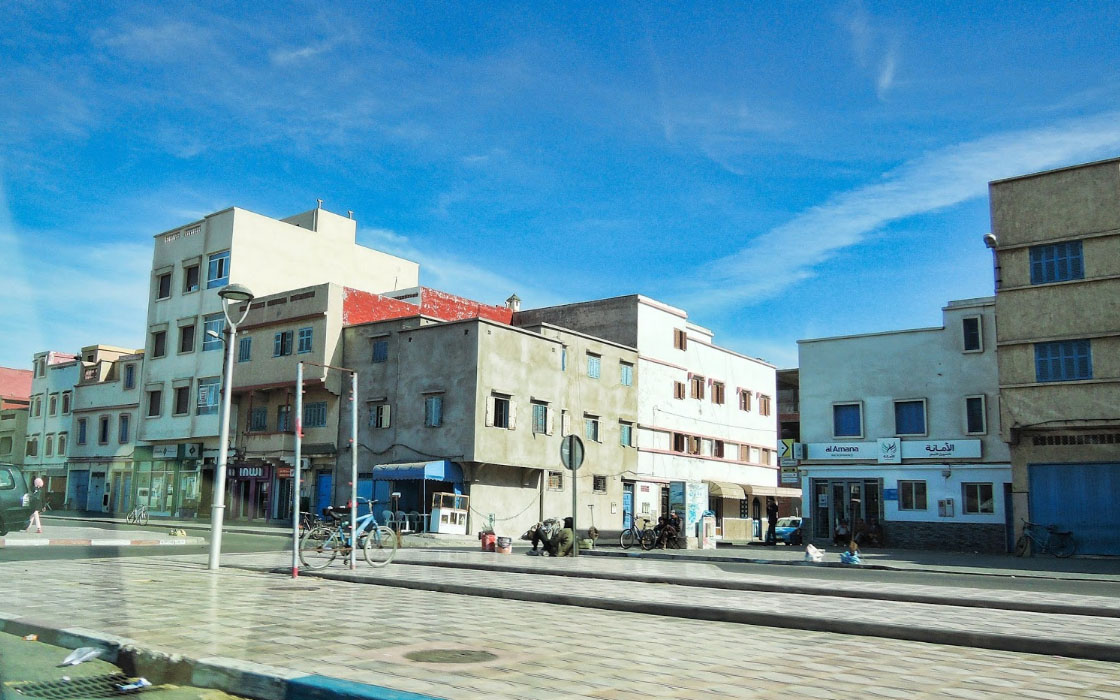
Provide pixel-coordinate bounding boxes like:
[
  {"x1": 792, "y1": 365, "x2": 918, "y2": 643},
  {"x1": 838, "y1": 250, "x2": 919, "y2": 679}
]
[
  {"x1": 315, "y1": 471, "x2": 332, "y2": 515},
  {"x1": 69, "y1": 471, "x2": 90, "y2": 511},
  {"x1": 1029, "y1": 462, "x2": 1120, "y2": 555},
  {"x1": 622, "y1": 483, "x2": 634, "y2": 530}
]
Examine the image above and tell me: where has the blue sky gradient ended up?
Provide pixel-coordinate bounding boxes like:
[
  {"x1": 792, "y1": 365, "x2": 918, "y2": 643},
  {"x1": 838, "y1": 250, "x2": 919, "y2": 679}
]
[{"x1": 3, "y1": 1, "x2": 1120, "y2": 369}]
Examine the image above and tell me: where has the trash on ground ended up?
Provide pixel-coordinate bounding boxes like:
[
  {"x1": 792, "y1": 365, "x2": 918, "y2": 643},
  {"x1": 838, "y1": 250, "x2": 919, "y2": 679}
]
[
  {"x1": 804, "y1": 544, "x2": 824, "y2": 563},
  {"x1": 58, "y1": 646, "x2": 102, "y2": 666},
  {"x1": 21, "y1": 633, "x2": 38, "y2": 641},
  {"x1": 116, "y1": 677, "x2": 152, "y2": 692}
]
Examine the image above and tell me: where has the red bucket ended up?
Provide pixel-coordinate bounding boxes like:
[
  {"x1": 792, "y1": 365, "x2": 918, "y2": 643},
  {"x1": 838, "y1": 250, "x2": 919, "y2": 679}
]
[{"x1": 480, "y1": 532, "x2": 496, "y2": 552}]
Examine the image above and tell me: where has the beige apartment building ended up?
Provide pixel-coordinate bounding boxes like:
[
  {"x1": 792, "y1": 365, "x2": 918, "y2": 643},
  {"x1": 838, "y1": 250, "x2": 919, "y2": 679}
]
[
  {"x1": 0, "y1": 367, "x2": 32, "y2": 470},
  {"x1": 988, "y1": 157, "x2": 1120, "y2": 555},
  {"x1": 24, "y1": 351, "x2": 79, "y2": 508}
]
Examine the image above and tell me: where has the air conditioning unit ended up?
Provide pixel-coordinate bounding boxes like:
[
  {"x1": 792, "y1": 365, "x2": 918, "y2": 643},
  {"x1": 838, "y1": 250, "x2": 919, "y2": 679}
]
[{"x1": 300, "y1": 457, "x2": 311, "y2": 470}]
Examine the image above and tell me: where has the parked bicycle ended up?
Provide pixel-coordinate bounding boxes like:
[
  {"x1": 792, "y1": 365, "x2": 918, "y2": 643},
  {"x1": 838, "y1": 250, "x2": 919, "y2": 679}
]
[
  {"x1": 299, "y1": 498, "x2": 398, "y2": 569},
  {"x1": 298, "y1": 511, "x2": 327, "y2": 534},
  {"x1": 125, "y1": 502, "x2": 149, "y2": 526},
  {"x1": 619, "y1": 516, "x2": 657, "y2": 550},
  {"x1": 1015, "y1": 519, "x2": 1077, "y2": 558}
]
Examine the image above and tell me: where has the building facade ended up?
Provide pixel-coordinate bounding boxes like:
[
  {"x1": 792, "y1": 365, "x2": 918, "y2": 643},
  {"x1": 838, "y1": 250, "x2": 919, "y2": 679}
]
[
  {"x1": 797, "y1": 298, "x2": 1012, "y2": 552},
  {"x1": 24, "y1": 351, "x2": 79, "y2": 508},
  {"x1": 988, "y1": 158, "x2": 1120, "y2": 555},
  {"x1": 0, "y1": 367, "x2": 32, "y2": 469}
]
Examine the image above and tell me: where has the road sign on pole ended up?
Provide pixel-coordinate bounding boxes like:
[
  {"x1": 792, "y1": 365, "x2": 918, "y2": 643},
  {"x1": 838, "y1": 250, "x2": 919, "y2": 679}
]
[{"x1": 560, "y1": 434, "x2": 585, "y2": 556}]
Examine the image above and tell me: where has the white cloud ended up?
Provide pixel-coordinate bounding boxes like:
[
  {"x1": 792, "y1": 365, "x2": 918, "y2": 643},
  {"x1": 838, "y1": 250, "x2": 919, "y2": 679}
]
[
  {"x1": 678, "y1": 111, "x2": 1120, "y2": 311},
  {"x1": 841, "y1": 4, "x2": 901, "y2": 100}
]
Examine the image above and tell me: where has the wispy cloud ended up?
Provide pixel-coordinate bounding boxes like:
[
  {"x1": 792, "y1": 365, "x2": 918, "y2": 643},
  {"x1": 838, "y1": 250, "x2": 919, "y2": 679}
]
[
  {"x1": 841, "y1": 4, "x2": 900, "y2": 100},
  {"x1": 677, "y1": 111, "x2": 1120, "y2": 312}
]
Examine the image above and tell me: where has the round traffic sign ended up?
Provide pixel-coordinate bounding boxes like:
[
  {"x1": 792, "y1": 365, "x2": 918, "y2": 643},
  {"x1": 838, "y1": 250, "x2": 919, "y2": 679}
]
[{"x1": 560, "y1": 434, "x2": 585, "y2": 471}]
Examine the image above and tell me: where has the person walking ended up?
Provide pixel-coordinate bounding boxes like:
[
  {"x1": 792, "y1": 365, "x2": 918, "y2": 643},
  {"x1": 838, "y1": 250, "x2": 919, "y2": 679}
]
[
  {"x1": 766, "y1": 497, "x2": 779, "y2": 545},
  {"x1": 27, "y1": 477, "x2": 45, "y2": 534}
]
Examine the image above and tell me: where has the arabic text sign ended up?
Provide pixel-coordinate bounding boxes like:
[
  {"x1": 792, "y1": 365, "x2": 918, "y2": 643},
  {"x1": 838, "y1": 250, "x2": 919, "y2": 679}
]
[{"x1": 901, "y1": 440, "x2": 982, "y2": 459}]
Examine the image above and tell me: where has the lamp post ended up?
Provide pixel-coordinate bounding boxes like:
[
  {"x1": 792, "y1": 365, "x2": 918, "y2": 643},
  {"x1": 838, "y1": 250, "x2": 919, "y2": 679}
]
[{"x1": 207, "y1": 283, "x2": 255, "y2": 571}]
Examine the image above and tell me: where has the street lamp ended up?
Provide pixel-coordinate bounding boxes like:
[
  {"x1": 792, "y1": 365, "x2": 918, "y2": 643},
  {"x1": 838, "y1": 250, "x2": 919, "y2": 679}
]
[{"x1": 207, "y1": 283, "x2": 255, "y2": 571}]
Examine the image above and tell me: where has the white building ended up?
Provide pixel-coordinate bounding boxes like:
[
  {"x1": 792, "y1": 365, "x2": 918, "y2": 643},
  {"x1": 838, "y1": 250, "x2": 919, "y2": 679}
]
[
  {"x1": 797, "y1": 298, "x2": 1012, "y2": 552},
  {"x1": 24, "y1": 351, "x2": 79, "y2": 508},
  {"x1": 514, "y1": 295, "x2": 784, "y2": 540}
]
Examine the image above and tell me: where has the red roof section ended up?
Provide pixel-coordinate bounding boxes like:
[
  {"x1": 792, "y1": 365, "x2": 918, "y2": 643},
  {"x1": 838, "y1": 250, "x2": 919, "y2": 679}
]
[
  {"x1": 343, "y1": 287, "x2": 513, "y2": 327},
  {"x1": 0, "y1": 367, "x2": 33, "y2": 408}
]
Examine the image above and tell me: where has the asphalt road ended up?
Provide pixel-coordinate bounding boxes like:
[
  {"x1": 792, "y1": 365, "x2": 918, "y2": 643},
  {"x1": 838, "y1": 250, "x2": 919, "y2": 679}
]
[{"x1": 0, "y1": 530, "x2": 289, "y2": 562}]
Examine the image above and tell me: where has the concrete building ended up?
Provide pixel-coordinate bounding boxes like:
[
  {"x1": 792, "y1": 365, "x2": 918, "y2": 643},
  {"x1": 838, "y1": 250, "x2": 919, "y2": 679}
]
[
  {"x1": 69, "y1": 345, "x2": 144, "y2": 513},
  {"x1": 341, "y1": 310, "x2": 638, "y2": 540},
  {"x1": 0, "y1": 367, "x2": 33, "y2": 469},
  {"x1": 797, "y1": 298, "x2": 1012, "y2": 552},
  {"x1": 987, "y1": 158, "x2": 1120, "y2": 555},
  {"x1": 138, "y1": 204, "x2": 419, "y2": 518},
  {"x1": 514, "y1": 295, "x2": 785, "y2": 542},
  {"x1": 24, "y1": 351, "x2": 79, "y2": 508}
]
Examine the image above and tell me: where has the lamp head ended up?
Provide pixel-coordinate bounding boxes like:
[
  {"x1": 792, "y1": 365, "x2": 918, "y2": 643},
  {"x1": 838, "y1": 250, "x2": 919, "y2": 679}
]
[
  {"x1": 206, "y1": 330, "x2": 221, "y2": 340},
  {"x1": 218, "y1": 283, "x2": 255, "y2": 303},
  {"x1": 982, "y1": 233, "x2": 998, "y2": 249}
]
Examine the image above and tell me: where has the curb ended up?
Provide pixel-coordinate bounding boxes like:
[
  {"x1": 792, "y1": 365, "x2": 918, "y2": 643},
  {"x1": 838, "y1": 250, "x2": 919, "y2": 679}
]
[
  {"x1": 0, "y1": 614, "x2": 445, "y2": 700},
  {"x1": 265, "y1": 564, "x2": 1120, "y2": 664},
  {"x1": 0, "y1": 537, "x2": 205, "y2": 547}
]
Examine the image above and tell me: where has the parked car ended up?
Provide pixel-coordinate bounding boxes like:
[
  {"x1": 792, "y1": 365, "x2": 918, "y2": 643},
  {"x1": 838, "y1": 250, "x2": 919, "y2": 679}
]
[
  {"x1": 0, "y1": 465, "x2": 32, "y2": 536},
  {"x1": 774, "y1": 516, "x2": 803, "y2": 545}
]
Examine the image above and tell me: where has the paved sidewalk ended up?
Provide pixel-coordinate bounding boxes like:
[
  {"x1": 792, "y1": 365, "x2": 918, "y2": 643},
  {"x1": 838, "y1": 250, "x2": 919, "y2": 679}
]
[
  {"x1": 3, "y1": 554, "x2": 1120, "y2": 699},
  {"x1": 0, "y1": 523, "x2": 203, "y2": 547}
]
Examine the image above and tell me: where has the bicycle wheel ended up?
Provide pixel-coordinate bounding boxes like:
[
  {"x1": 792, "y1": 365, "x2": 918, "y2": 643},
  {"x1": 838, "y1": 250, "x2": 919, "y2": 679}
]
[
  {"x1": 139, "y1": 508, "x2": 149, "y2": 526},
  {"x1": 1014, "y1": 535, "x2": 1029, "y2": 557},
  {"x1": 639, "y1": 529, "x2": 657, "y2": 551},
  {"x1": 619, "y1": 528, "x2": 635, "y2": 549},
  {"x1": 300, "y1": 527, "x2": 339, "y2": 569},
  {"x1": 1051, "y1": 533, "x2": 1077, "y2": 559},
  {"x1": 126, "y1": 510, "x2": 136, "y2": 525},
  {"x1": 364, "y1": 526, "x2": 398, "y2": 567}
]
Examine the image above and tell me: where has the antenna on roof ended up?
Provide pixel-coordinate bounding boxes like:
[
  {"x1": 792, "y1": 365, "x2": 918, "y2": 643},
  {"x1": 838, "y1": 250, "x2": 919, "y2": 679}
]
[
  {"x1": 347, "y1": 210, "x2": 353, "y2": 219},
  {"x1": 316, "y1": 198, "x2": 323, "y2": 209}
]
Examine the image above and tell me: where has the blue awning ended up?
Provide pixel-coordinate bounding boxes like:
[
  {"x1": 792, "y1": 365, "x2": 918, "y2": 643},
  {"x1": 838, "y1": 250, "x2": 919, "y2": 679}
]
[{"x1": 370, "y1": 460, "x2": 463, "y2": 482}]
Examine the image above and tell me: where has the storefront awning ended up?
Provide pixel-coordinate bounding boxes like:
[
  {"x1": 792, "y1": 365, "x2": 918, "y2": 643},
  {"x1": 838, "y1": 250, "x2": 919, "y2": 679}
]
[
  {"x1": 743, "y1": 485, "x2": 802, "y2": 499},
  {"x1": 371, "y1": 460, "x2": 463, "y2": 482},
  {"x1": 707, "y1": 481, "x2": 747, "y2": 499}
]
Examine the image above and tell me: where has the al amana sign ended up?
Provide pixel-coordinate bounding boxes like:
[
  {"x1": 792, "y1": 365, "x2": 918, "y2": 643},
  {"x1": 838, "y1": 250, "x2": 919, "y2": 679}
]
[{"x1": 806, "y1": 438, "x2": 981, "y2": 462}]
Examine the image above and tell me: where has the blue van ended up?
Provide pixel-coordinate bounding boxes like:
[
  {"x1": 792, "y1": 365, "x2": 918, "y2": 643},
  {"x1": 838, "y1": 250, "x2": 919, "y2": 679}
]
[{"x1": 0, "y1": 465, "x2": 32, "y2": 535}]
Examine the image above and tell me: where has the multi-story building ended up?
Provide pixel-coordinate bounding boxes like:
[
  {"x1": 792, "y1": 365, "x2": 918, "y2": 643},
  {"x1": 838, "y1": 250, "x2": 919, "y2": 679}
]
[
  {"x1": 514, "y1": 295, "x2": 784, "y2": 541},
  {"x1": 0, "y1": 367, "x2": 33, "y2": 469},
  {"x1": 138, "y1": 204, "x2": 419, "y2": 518},
  {"x1": 24, "y1": 351, "x2": 79, "y2": 508},
  {"x1": 797, "y1": 298, "x2": 1011, "y2": 552},
  {"x1": 987, "y1": 158, "x2": 1120, "y2": 555},
  {"x1": 70, "y1": 345, "x2": 143, "y2": 513}
]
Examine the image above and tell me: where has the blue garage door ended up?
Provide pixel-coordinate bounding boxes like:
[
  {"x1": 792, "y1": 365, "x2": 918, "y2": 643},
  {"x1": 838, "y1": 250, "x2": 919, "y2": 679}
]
[{"x1": 1029, "y1": 462, "x2": 1120, "y2": 555}]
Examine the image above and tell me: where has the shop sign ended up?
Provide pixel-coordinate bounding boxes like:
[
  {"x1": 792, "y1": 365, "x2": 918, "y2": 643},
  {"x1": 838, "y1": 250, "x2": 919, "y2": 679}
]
[
  {"x1": 878, "y1": 438, "x2": 901, "y2": 464},
  {"x1": 277, "y1": 467, "x2": 293, "y2": 479},
  {"x1": 902, "y1": 440, "x2": 981, "y2": 459},
  {"x1": 806, "y1": 442, "x2": 877, "y2": 460},
  {"x1": 231, "y1": 465, "x2": 268, "y2": 479},
  {"x1": 152, "y1": 445, "x2": 178, "y2": 459},
  {"x1": 780, "y1": 466, "x2": 799, "y2": 484},
  {"x1": 883, "y1": 488, "x2": 899, "y2": 501}
]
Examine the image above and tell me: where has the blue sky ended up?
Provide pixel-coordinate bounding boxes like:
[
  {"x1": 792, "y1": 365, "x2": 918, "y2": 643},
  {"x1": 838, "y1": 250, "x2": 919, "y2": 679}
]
[{"x1": 3, "y1": 1, "x2": 1120, "y2": 370}]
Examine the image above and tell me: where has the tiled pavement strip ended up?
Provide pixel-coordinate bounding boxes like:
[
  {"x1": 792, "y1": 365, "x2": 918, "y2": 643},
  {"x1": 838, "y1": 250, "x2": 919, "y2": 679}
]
[{"x1": 3, "y1": 553, "x2": 1120, "y2": 699}]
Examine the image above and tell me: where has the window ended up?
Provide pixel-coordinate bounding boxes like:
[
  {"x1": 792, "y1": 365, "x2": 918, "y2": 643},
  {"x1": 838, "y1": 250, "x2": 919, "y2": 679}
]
[
  {"x1": 179, "y1": 323, "x2": 196, "y2": 354},
  {"x1": 587, "y1": 353, "x2": 601, "y2": 379},
  {"x1": 371, "y1": 403, "x2": 391, "y2": 429},
  {"x1": 118, "y1": 414, "x2": 130, "y2": 444},
  {"x1": 620, "y1": 362, "x2": 633, "y2": 387},
  {"x1": 760, "y1": 447, "x2": 772, "y2": 465},
  {"x1": 833, "y1": 403, "x2": 862, "y2": 438},
  {"x1": 532, "y1": 402, "x2": 548, "y2": 434},
  {"x1": 561, "y1": 347, "x2": 567, "y2": 371},
  {"x1": 962, "y1": 316, "x2": 982, "y2": 352},
  {"x1": 488, "y1": 394, "x2": 511, "y2": 429},
  {"x1": 593, "y1": 475, "x2": 607, "y2": 493},
  {"x1": 1030, "y1": 241, "x2": 1083, "y2": 285},
  {"x1": 156, "y1": 272, "x2": 172, "y2": 299},
  {"x1": 371, "y1": 339, "x2": 389, "y2": 363},
  {"x1": 690, "y1": 375, "x2": 705, "y2": 400},
  {"x1": 152, "y1": 330, "x2": 167, "y2": 358},
  {"x1": 1035, "y1": 340, "x2": 1092, "y2": 382},
  {"x1": 277, "y1": 405, "x2": 291, "y2": 432},
  {"x1": 61, "y1": 392, "x2": 70, "y2": 414},
  {"x1": 147, "y1": 390, "x2": 163, "y2": 417},
  {"x1": 196, "y1": 378, "x2": 220, "y2": 415},
  {"x1": 98, "y1": 416, "x2": 110, "y2": 444},
  {"x1": 238, "y1": 337, "x2": 252, "y2": 362},
  {"x1": 303, "y1": 401, "x2": 327, "y2": 428},
  {"x1": 739, "y1": 444, "x2": 750, "y2": 462},
  {"x1": 712, "y1": 381, "x2": 725, "y2": 405},
  {"x1": 207, "y1": 250, "x2": 230, "y2": 289},
  {"x1": 33, "y1": 396, "x2": 41, "y2": 417},
  {"x1": 673, "y1": 328, "x2": 687, "y2": 350},
  {"x1": 965, "y1": 396, "x2": 986, "y2": 435},
  {"x1": 45, "y1": 435, "x2": 53, "y2": 456},
  {"x1": 297, "y1": 327, "x2": 313, "y2": 354},
  {"x1": 689, "y1": 436, "x2": 701, "y2": 455},
  {"x1": 0, "y1": 436, "x2": 10, "y2": 455},
  {"x1": 673, "y1": 381, "x2": 686, "y2": 400},
  {"x1": 895, "y1": 400, "x2": 926, "y2": 436},
  {"x1": 547, "y1": 471, "x2": 563, "y2": 490},
  {"x1": 48, "y1": 394, "x2": 57, "y2": 416},
  {"x1": 759, "y1": 394, "x2": 772, "y2": 416},
  {"x1": 203, "y1": 314, "x2": 225, "y2": 351},
  {"x1": 584, "y1": 415, "x2": 600, "y2": 442},
  {"x1": 714, "y1": 440, "x2": 725, "y2": 458},
  {"x1": 425, "y1": 395, "x2": 443, "y2": 428},
  {"x1": 172, "y1": 386, "x2": 189, "y2": 415},
  {"x1": 619, "y1": 421, "x2": 634, "y2": 447},
  {"x1": 700, "y1": 438, "x2": 712, "y2": 456},
  {"x1": 273, "y1": 331, "x2": 294, "y2": 357},
  {"x1": 183, "y1": 264, "x2": 200, "y2": 293},
  {"x1": 962, "y1": 483, "x2": 995, "y2": 514},
  {"x1": 672, "y1": 433, "x2": 687, "y2": 452},
  {"x1": 124, "y1": 364, "x2": 136, "y2": 390},
  {"x1": 899, "y1": 481, "x2": 927, "y2": 510},
  {"x1": 249, "y1": 407, "x2": 268, "y2": 432},
  {"x1": 57, "y1": 433, "x2": 67, "y2": 456},
  {"x1": 25, "y1": 436, "x2": 37, "y2": 457},
  {"x1": 77, "y1": 418, "x2": 88, "y2": 445}
]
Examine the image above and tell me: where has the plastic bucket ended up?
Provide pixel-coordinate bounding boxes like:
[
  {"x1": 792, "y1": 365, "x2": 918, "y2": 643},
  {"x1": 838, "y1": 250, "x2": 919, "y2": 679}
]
[
  {"x1": 480, "y1": 532, "x2": 496, "y2": 552},
  {"x1": 495, "y1": 536, "x2": 512, "y2": 554}
]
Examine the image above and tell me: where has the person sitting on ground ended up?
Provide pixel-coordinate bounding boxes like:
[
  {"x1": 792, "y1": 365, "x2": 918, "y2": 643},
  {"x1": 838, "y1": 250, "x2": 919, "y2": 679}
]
[
  {"x1": 529, "y1": 519, "x2": 561, "y2": 555},
  {"x1": 840, "y1": 539, "x2": 861, "y2": 565},
  {"x1": 554, "y1": 517, "x2": 575, "y2": 557},
  {"x1": 833, "y1": 519, "x2": 850, "y2": 546},
  {"x1": 852, "y1": 518, "x2": 869, "y2": 546},
  {"x1": 657, "y1": 511, "x2": 681, "y2": 549}
]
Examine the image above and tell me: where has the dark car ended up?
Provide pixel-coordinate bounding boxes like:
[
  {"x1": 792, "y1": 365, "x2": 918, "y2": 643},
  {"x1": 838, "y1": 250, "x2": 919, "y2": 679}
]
[
  {"x1": 0, "y1": 465, "x2": 32, "y2": 535},
  {"x1": 774, "y1": 516, "x2": 803, "y2": 545}
]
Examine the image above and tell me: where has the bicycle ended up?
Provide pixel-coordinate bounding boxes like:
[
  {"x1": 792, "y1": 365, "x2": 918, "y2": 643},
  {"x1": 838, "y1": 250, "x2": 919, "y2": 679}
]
[
  {"x1": 299, "y1": 498, "x2": 397, "y2": 569},
  {"x1": 298, "y1": 511, "x2": 326, "y2": 534},
  {"x1": 1015, "y1": 519, "x2": 1077, "y2": 558},
  {"x1": 619, "y1": 516, "x2": 657, "y2": 550},
  {"x1": 125, "y1": 502, "x2": 149, "y2": 526}
]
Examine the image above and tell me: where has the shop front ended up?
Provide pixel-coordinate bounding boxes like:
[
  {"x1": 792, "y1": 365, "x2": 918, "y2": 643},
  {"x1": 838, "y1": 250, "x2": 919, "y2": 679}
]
[
  {"x1": 227, "y1": 463, "x2": 271, "y2": 521},
  {"x1": 367, "y1": 460, "x2": 464, "y2": 532}
]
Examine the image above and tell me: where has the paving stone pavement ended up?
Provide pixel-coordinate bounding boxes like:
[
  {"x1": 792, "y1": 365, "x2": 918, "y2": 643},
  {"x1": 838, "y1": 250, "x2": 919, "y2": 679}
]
[{"x1": 3, "y1": 553, "x2": 1120, "y2": 699}]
